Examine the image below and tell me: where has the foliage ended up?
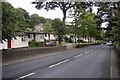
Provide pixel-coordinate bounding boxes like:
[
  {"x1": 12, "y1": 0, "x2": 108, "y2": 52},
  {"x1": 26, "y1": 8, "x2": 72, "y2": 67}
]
[
  {"x1": 51, "y1": 18, "x2": 63, "y2": 45},
  {"x1": 29, "y1": 39, "x2": 39, "y2": 47},
  {"x1": 2, "y1": 2, "x2": 28, "y2": 40},
  {"x1": 43, "y1": 21, "x2": 52, "y2": 32},
  {"x1": 29, "y1": 14, "x2": 41, "y2": 29},
  {"x1": 29, "y1": 14, "x2": 52, "y2": 30},
  {"x1": 64, "y1": 36, "x2": 69, "y2": 42},
  {"x1": 73, "y1": 9, "x2": 98, "y2": 42},
  {"x1": 78, "y1": 12, "x2": 97, "y2": 38},
  {"x1": 0, "y1": 3, "x2": 2, "y2": 42},
  {"x1": 67, "y1": 38, "x2": 73, "y2": 43},
  {"x1": 97, "y1": 2, "x2": 120, "y2": 47}
]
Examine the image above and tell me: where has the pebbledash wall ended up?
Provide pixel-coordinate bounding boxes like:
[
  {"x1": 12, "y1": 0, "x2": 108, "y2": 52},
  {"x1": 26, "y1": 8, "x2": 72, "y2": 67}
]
[
  {"x1": 2, "y1": 46, "x2": 66, "y2": 63},
  {"x1": 1, "y1": 36, "x2": 28, "y2": 49},
  {"x1": 0, "y1": 42, "x2": 3, "y2": 50}
]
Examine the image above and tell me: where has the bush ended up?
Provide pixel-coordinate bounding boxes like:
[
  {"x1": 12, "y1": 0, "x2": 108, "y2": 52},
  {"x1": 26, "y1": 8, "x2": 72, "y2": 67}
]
[
  {"x1": 29, "y1": 39, "x2": 39, "y2": 47},
  {"x1": 75, "y1": 44, "x2": 81, "y2": 48},
  {"x1": 64, "y1": 36, "x2": 69, "y2": 42},
  {"x1": 113, "y1": 41, "x2": 120, "y2": 48},
  {"x1": 79, "y1": 40, "x2": 85, "y2": 43},
  {"x1": 68, "y1": 38, "x2": 73, "y2": 43}
]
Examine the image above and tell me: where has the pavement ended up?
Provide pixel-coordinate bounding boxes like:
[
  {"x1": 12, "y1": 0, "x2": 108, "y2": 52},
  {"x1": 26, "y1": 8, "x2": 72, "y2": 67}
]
[
  {"x1": 2, "y1": 44, "x2": 114, "y2": 79},
  {"x1": 111, "y1": 47, "x2": 119, "y2": 78},
  {"x1": 62, "y1": 43, "x2": 73, "y2": 49}
]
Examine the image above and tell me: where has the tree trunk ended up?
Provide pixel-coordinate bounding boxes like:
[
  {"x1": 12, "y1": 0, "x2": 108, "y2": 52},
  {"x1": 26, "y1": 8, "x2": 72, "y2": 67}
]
[
  {"x1": 58, "y1": 10, "x2": 66, "y2": 46},
  {"x1": 90, "y1": 36, "x2": 92, "y2": 42},
  {"x1": 88, "y1": 36, "x2": 90, "y2": 42},
  {"x1": 62, "y1": 11, "x2": 66, "y2": 27},
  {"x1": 58, "y1": 40, "x2": 62, "y2": 46},
  {"x1": 77, "y1": 36, "x2": 80, "y2": 45},
  {"x1": 74, "y1": 35, "x2": 77, "y2": 44}
]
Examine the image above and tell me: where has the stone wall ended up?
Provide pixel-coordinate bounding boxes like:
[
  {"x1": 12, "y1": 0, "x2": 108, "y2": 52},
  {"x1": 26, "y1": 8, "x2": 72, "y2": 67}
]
[{"x1": 2, "y1": 46, "x2": 66, "y2": 62}]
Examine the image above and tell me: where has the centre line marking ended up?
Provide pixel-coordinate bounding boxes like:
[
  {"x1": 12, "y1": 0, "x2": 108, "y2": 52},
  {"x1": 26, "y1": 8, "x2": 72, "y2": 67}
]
[
  {"x1": 74, "y1": 54, "x2": 83, "y2": 59},
  {"x1": 49, "y1": 59, "x2": 69, "y2": 68},
  {"x1": 15, "y1": 72, "x2": 35, "y2": 80},
  {"x1": 90, "y1": 50, "x2": 93, "y2": 51},
  {"x1": 85, "y1": 51, "x2": 89, "y2": 53}
]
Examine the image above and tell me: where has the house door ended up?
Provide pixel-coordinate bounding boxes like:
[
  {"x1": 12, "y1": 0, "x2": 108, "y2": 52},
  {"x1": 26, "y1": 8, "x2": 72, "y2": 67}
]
[{"x1": 7, "y1": 38, "x2": 11, "y2": 48}]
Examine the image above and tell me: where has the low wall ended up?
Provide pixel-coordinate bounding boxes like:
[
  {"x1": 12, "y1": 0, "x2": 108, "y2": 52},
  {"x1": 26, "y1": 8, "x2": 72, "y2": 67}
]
[
  {"x1": 2, "y1": 46, "x2": 66, "y2": 63},
  {"x1": 75, "y1": 43, "x2": 100, "y2": 48}
]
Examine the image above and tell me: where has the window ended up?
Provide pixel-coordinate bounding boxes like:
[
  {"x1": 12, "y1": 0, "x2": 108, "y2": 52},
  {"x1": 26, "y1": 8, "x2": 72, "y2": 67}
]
[
  {"x1": 28, "y1": 34, "x2": 31, "y2": 38},
  {"x1": 40, "y1": 36, "x2": 43, "y2": 38},
  {"x1": 45, "y1": 33, "x2": 47, "y2": 37},
  {"x1": 21, "y1": 36, "x2": 26, "y2": 41}
]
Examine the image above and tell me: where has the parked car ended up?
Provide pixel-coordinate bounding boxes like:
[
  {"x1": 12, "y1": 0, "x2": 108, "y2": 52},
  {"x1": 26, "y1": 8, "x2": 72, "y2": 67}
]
[
  {"x1": 46, "y1": 41, "x2": 55, "y2": 47},
  {"x1": 106, "y1": 41, "x2": 112, "y2": 46}
]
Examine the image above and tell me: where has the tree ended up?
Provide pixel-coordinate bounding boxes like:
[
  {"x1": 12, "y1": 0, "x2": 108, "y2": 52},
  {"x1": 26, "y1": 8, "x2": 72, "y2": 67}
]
[
  {"x1": 71, "y1": 2, "x2": 86, "y2": 44},
  {"x1": 51, "y1": 18, "x2": 63, "y2": 45},
  {"x1": 2, "y1": 2, "x2": 27, "y2": 40},
  {"x1": 29, "y1": 14, "x2": 49, "y2": 30},
  {"x1": 17, "y1": 8, "x2": 30, "y2": 29},
  {"x1": 32, "y1": 1, "x2": 76, "y2": 35},
  {"x1": 109, "y1": 2, "x2": 120, "y2": 47},
  {"x1": 96, "y1": 2, "x2": 120, "y2": 47},
  {"x1": 43, "y1": 21, "x2": 52, "y2": 32},
  {"x1": 79, "y1": 12, "x2": 98, "y2": 42},
  {"x1": 0, "y1": 3, "x2": 2, "y2": 42},
  {"x1": 29, "y1": 14, "x2": 41, "y2": 29}
]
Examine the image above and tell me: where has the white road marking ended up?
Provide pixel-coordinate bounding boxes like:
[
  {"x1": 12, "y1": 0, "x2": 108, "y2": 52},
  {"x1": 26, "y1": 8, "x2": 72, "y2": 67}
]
[
  {"x1": 15, "y1": 72, "x2": 35, "y2": 80},
  {"x1": 49, "y1": 59, "x2": 69, "y2": 68},
  {"x1": 85, "y1": 51, "x2": 89, "y2": 54},
  {"x1": 111, "y1": 65, "x2": 112, "y2": 78},
  {"x1": 90, "y1": 50, "x2": 93, "y2": 51},
  {"x1": 73, "y1": 54, "x2": 83, "y2": 59}
]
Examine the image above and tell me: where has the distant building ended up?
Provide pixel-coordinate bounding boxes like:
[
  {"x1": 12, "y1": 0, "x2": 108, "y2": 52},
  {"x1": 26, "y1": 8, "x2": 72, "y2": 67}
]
[
  {"x1": 25, "y1": 23, "x2": 56, "y2": 47},
  {"x1": 26, "y1": 23, "x2": 56, "y2": 42},
  {"x1": 0, "y1": 42, "x2": 3, "y2": 50},
  {"x1": 26, "y1": 31, "x2": 56, "y2": 43},
  {"x1": 66, "y1": 35, "x2": 96, "y2": 43},
  {"x1": 34, "y1": 24, "x2": 44, "y2": 32}
]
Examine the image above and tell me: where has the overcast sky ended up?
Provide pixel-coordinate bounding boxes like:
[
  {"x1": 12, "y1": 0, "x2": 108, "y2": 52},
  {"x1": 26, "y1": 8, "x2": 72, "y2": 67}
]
[
  {"x1": 7, "y1": 0, "x2": 107, "y2": 27},
  {"x1": 7, "y1": 0, "x2": 67, "y2": 21}
]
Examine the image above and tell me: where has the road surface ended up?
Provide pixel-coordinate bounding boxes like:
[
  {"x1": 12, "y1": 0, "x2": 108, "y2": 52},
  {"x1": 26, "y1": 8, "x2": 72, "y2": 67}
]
[{"x1": 2, "y1": 44, "x2": 112, "y2": 79}]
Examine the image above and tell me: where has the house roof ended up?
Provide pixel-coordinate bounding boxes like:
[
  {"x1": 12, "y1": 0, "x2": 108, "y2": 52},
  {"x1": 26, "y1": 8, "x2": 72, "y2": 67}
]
[
  {"x1": 15, "y1": 32, "x2": 27, "y2": 36},
  {"x1": 25, "y1": 31, "x2": 54, "y2": 34}
]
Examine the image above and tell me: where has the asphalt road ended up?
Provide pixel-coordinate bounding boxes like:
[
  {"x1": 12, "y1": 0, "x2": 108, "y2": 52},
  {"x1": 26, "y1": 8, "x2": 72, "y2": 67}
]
[{"x1": 2, "y1": 44, "x2": 112, "y2": 79}]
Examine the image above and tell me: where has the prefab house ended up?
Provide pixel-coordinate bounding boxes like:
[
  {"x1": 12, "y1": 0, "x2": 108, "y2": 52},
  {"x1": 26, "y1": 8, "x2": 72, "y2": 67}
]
[{"x1": 1, "y1": 33, "x2": 28, "y2": 49}]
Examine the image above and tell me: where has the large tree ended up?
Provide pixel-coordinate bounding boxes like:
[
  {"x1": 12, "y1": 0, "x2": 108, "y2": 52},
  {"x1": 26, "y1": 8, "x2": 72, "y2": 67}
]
[
  {"x1": 17, "y1": 8, "x2": 30, "y2": 29},
  {"x1": 0, "y1": 3, "x2": 2, "y2": 42},
  {"x1": 43, "y1": 21, "x2": 52, "y2": 32},
  {"x1": 51, "y1": 18, "x2": 63, "y2": 45},
  {"x1": 2, "y1": 2, "x2": 27, "y2": 40},
  {"x1": 69, "y1": 2, "x2": 86, "y2": 44},
  {"x1": 29, "y1": 14, "x2": 41, "y2": 29},
  {"x1": 96, "y1": 2, "x2": 120, "y2": 47},
  {"x1": 32, "y1": 1, "x2": 76, "y2": 34},
  {"x1": 29, "y1": 14, "x2": 49, "y2": 29}
]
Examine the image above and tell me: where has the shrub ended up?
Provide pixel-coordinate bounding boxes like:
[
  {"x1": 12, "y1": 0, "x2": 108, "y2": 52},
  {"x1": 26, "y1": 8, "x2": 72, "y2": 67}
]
[
  {"x1": 75, "y1": 44, "x2": 81, "y2": 48},
  {"x1": 64, "y1": 36, "x2": 69, "y2": 42},
  {"x1": 29, "y1": 39, "x2": 39, "y2": 47},
  {"x1": 113, "y1": 41, "x2": 120, "y2": 48},
  {"x1": 68, "y1": 38, "x2": 73, "y2": 43}
]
